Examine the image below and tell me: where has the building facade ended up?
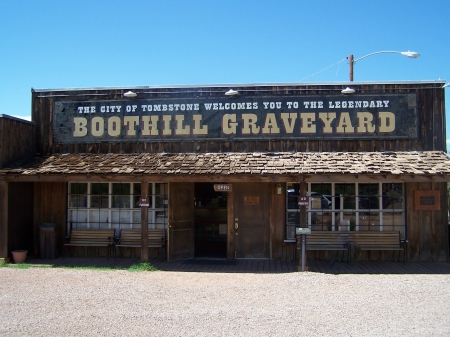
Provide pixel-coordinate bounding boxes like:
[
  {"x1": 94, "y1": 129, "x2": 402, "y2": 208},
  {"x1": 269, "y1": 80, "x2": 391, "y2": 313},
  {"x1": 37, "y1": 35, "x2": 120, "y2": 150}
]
[{"x1": 0, "y1": 81, "x2": 449, "y2": 262}]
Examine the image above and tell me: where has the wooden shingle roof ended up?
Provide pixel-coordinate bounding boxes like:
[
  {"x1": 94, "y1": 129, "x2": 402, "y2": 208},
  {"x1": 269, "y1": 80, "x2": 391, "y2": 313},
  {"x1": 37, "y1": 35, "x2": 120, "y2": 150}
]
[{"x1": 1, "y1": 151, "x2": 450, "y2": 177}]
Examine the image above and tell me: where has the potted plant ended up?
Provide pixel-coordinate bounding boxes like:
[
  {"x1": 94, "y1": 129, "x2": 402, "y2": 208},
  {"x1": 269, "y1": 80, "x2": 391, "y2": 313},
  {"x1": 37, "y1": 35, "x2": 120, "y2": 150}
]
[{"x1": 11, "y1": 250, "x2": 28, "y2": 264}]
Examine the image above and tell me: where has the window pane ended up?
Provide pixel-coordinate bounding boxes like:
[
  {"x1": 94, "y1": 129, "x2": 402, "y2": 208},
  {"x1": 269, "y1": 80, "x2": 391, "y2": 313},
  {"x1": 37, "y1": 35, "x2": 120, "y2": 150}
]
[
  {"x1": 382, "y1": 183, "x2": 404, "y2": 210},
  {"x1": 287, "y1": 183, "x2": 300, "y2": 210},
  {"x1": 70, "y1": 183, "x2": 87, "y2": 195},
  {"x1": 286, "y1": 211, "x2": 299, "y2": 239},
  {"x1": 133, "y1": 183, "x2": 141, "y2": 196},
  {"x1": 156, "y1": 183, "x2": 168, "y2": 195},
  {"x1": 69, "y1": 183, "x2": 87, "y2": 207},
  {"x1": 155, "y1": 183, "x2": 168, "y2": 208},
  {"x1": 112, "y1": 183, "x2": 130, "y2": 195},
  {"x1": 310, "y1": 183, "x2": 332, "y2": 210},
  {"x1": 92, "y1": 183, "x2": 108, "y2": 195},
  {"x1": 112, "y1": 195, "x2": 130, "y2": 208},
  {"x1": 91, "y1": 183, "x2": 109, "y2": 208},
  {"x1": 358, "y1": 183, "x2": 380, "y2": 210},
  {"x1": 335, "y1": 184, "x2": 355, "y2": 209},
  {"x1": 69, "y1": 194, "x2": 87, "y2": 208},
  {"x1": 112, "y1": 183, "x2": 130, "y2": 208}
]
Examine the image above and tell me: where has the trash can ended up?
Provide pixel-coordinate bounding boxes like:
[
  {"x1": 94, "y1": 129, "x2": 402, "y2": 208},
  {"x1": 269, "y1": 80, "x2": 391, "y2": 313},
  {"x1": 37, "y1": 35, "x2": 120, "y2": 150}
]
[{"x1": 38, "y1": 223, "x2": 58, "y2": 259}]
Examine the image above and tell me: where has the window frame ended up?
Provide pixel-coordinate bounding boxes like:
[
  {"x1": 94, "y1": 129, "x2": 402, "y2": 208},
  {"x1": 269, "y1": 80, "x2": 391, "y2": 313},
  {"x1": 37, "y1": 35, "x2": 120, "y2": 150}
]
[
  {"x1": 285, "y1": 182, "x2": 406, "y2": 240},
  {"x1": 67, "y1": 182, "x2": 168, "y2": 235}
]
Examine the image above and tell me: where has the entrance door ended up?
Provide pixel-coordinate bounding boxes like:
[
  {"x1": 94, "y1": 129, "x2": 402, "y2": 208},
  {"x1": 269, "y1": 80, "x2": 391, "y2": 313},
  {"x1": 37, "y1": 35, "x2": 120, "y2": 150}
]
[
  {"x1": 234, "y1": 183, "x2": 270, "y2": 258},
  {"x1": 167, "y1": 182, "x2": 195, "y2": 261},
  {"x1": 194, "y1": 183, "x2": 228, "y2": 258}
]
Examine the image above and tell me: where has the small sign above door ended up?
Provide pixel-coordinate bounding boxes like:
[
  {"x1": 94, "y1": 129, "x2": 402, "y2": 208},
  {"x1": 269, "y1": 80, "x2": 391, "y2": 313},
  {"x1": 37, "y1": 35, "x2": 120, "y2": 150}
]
[
  {"x1": 244, "y1": 196, "x2": 259, "y2": 205},
  {"x1": 214, "y1": 184, "x2": 232, "y2": 192}
]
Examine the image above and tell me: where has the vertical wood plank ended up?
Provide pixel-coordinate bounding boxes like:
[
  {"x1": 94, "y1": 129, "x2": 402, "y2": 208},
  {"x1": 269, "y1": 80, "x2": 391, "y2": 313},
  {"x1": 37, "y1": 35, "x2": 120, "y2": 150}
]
[
  {"x1": 270, "y1": 182, "x2": 285, "y2": 260},
  {"x1": 140, "y1": 179, "x2": 149, "y2": 262},
  {"x1": 0, "y1": 181, "x2": 8, "y2": 258},
  {"x1": 227, "y1": 187, "x2": 235, "y2": 260}
]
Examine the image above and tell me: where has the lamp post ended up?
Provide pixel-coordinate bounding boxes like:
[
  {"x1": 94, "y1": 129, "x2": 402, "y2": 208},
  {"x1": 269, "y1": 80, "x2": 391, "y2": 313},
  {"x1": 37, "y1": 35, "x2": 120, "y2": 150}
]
[{"x1": 349, "y1": 51, "x2": 420, "y2": 81}]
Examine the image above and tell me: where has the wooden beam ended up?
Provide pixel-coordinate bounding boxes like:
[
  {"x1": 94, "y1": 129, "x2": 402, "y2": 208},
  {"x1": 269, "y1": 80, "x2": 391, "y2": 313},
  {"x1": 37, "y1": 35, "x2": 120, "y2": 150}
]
[
  {"x1": 2, "y1": 173, "x2": 450, "y2": 183},
  {"x1": 0, "y1": 181, "x2": 8, "y2": 258},
  {"x1": 227, "y1": 188, "x2": 235, "y2": 260},
  {"x1": 140, "y1": 179, "x2": 149, "y2": 262}
]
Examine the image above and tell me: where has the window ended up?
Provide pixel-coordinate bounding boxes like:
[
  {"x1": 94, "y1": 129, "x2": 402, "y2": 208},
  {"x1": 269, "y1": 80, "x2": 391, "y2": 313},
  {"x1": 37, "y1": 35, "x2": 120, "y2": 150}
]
[
  {"x1": 68, "y1": 182, "x2": 168, "y2": 235},
  {"x1": 286, "y1": 182, "x2": 405, "y2": 239}
]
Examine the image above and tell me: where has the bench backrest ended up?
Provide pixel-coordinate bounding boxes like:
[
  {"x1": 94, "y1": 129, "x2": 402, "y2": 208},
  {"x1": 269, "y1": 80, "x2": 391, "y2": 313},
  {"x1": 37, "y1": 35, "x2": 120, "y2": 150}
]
[
  {"x1": 296, "y1": 231, "x2": 349, "y2": 249},
  {"x1": 69, "y1": 229, "x2": 115, "y2": 244},
  {"x1": 351, "y1": 231, "x2": 401, "y2": 247},
  {"x1": 119, "y1": 229, "x2": 166, "y2": 245},
  {"x1": 307, "y1": 232, "x2": 350, "y2": 244}
]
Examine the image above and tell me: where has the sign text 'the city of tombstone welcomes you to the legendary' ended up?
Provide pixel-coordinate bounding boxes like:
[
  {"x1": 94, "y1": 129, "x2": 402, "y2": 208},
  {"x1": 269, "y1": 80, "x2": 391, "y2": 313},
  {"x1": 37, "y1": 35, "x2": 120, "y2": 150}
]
[{"x1": 52, "y1": 94, "x2": 417, "y2": 143}]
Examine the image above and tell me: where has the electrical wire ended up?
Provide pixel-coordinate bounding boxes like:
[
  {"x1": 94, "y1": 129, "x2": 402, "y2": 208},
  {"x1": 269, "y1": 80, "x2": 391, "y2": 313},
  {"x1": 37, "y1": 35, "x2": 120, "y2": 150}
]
[{"x1": 298, "y1": 58, "x2": 347, "y2": 82}]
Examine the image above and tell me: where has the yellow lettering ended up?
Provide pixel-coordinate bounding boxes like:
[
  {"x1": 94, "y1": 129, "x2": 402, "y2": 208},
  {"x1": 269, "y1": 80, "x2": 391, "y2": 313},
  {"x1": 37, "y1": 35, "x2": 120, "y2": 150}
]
[
  {"x1": 223, "y1": 114, "x2": 237, "y2": 135},
  {"x1": 379, "y1": 112, "x2": 395, "y2": 133},
  {"x1": 91, "y1": 117, "x2": 104, "y2": 137},
  {"x1": 141, "y1": 116, "x2": 159, "y2": 136},
  {"x1": 123, "y1": 116, "x2": 139, "y2": 136},
  {"x1": 108, "y1": 116, "x2": 121, "y2": 137},
  {"x1": 280, "y1": 113, "x2": 297, "y2": 134},
  {"x1": 262, "y1": 113, "x2": 280, "y2": 134},
  {"x1": 357, "y1": 112, "x2": 375, "y2": 133},
  {"x1": 162, "y1": 115, "x2": 172, "y2": 136},
  {"x1": 242, "y1": 113, "x2": 260, "y2": 135},
  {"x1": 300, "y1": 113, "x2": 316, "y2": 133},
  {"x1": 175, "y1": 115, "x2": 190, "y2": 135},
  {"x1": 73, "y1": 117, "x2": 88, "y2": 137},
  {"x1": 192, "y1": 115, "x2": 208, "y2": 135},
  {"x1": 318, "y1": 113, "x2": 336, "y2": 133},
  {"x1": 336, "y1": 112, "x2": 354, "y2": 133}
]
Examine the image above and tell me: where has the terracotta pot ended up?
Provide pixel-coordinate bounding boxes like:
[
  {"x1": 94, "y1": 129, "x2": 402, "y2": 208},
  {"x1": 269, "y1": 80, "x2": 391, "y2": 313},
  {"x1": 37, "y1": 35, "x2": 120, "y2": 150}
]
[{"x1": 11, "y1": 250, "x2": 28, "y2": 264}]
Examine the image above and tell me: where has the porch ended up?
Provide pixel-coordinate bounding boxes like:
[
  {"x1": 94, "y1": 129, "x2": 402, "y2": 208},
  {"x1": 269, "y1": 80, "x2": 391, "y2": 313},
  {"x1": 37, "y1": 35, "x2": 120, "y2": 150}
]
[{"x1": 20, "y1": 256, "x2": 450, "y2": 274}]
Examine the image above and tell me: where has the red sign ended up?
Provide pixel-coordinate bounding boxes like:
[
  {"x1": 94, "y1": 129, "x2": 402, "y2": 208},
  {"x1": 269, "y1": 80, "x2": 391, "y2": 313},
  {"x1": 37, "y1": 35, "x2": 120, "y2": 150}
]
[
  {"x1": 298, "y1": 196, "x2": 309, "y2": 206},
  {"x1": 139, "y1": 197, "x2": 150, "y2": 207}
]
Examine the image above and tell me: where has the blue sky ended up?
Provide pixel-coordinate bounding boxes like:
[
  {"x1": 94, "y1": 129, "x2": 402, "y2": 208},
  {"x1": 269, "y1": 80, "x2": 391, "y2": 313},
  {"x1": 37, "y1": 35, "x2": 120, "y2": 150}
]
[{"x1": 1, "y1": 1, "x2": 449, "y2": 142}]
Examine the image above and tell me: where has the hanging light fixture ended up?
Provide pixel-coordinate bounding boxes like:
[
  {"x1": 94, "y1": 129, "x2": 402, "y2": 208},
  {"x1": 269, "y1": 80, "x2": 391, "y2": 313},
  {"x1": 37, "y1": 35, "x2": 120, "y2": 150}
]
[
  {"x1": 123, "y1": 90, "x2": 137, "y2": 98},
  {"x1": 341, "y1": 87, "x2": 355, "y2": 94},
  {"x1": 225, "y1": 89, "x2": 239, "y2": 96}
]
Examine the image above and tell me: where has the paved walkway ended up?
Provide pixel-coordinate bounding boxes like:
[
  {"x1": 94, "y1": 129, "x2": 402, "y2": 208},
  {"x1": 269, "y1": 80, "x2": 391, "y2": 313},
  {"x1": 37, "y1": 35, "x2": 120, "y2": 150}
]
[{"x1": 24, "y1": 256, "x2": 450, "y2": 274}]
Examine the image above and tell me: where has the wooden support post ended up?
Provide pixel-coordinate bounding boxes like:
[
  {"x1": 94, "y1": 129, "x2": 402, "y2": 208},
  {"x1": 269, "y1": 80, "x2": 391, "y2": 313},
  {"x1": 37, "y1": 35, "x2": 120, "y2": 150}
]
[
  {"x1": 298, "y1": 181, "x2": 308, "y2": 271},
  {"x1": 227, "y1": 187, "x2": 235, "y2": 260},
  {"x1": 140, "y1": 180, "x2": 149, "y2": 262},
  {"x1": 0, "y1": 181, "x2": 8, "y2": 260}
]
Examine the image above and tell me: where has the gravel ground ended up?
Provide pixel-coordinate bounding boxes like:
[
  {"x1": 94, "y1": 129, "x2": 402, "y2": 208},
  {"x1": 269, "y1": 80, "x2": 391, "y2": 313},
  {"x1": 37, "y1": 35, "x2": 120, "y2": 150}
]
[{"x1": 0, "y1": 268, "x2": 449, "y2": 336}]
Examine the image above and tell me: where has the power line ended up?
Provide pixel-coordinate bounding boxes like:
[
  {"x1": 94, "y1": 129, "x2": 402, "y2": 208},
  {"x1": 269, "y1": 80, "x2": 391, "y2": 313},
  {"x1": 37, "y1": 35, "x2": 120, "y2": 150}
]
[{"x1": 298, "y1": 57, "x2": 347, "y2": 82}]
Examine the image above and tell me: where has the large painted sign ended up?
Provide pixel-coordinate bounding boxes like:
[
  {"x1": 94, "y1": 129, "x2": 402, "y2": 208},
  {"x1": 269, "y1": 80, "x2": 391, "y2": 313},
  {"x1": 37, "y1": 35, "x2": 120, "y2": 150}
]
[{"x1": 53, "y1": 94, "x2": 417, "y2": 143}]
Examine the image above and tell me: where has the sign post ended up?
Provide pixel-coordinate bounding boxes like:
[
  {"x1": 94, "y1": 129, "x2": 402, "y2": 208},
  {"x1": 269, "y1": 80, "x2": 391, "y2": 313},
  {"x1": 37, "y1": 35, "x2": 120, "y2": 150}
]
[
  {"x1": 139, "y1": 189, "x2": 149, "y2": 261},
  {"x1": 297, "y1": 182, "x2": 309, "y2": 272}
]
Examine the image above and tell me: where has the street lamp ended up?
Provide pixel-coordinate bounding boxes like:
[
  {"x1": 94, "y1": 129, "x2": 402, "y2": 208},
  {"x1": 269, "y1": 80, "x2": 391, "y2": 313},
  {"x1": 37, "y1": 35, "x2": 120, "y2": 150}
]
[{"x1": 349, "y1": 51, "x2": 420, "y2": 81}]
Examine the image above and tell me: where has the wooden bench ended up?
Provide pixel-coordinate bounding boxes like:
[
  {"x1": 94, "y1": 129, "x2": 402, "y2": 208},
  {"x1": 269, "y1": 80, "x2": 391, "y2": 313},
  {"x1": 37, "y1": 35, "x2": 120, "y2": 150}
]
[
  {"x1": 115, "y1": 229, "x2": 166, "y2": 259},
  {"x1": 64, "y1": 229, "x2": 115, "y2": 258},
  {"x1": 352, "y1": 231, "x2": 407, "y2": 264},
  {"x1": 298, "y1": 231, "x2": 351, "y2": 263}
]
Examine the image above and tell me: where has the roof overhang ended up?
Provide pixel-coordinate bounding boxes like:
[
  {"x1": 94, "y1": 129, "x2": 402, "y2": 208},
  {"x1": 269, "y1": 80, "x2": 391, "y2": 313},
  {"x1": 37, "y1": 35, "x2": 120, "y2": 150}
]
[{"x1": 1, "y1": 151, "x2": 450, "y2": 183}]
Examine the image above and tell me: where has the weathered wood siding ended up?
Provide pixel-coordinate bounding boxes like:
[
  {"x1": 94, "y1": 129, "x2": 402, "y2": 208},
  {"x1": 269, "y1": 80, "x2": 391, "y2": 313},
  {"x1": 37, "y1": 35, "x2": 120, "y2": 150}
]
[
  {"x1": 7, "y1": 183, "x2": 34, "y2": 255},
  {"x1": 406, "y1": 182, "x2": 449, "y2": 261},
  {"x1": 27, "y1": 84, "x2": 448, "y2": 262},
  {"x1": 33, "y1": 182, "x2": 67, "y2": 257},
  {"x1": 0, "y1": 116, "x2": 35, "y2": 168},
  {"x1": 32, "y1": 83, "x2": 446, "y2": 155},
  {"x1": 0, "y1": 181, "x2": 8, "y2": 258}
]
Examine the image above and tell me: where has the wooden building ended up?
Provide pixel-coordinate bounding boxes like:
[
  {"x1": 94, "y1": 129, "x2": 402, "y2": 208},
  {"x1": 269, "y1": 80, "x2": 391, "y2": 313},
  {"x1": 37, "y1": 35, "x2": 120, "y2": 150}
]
[{"x1": 0, "y1": 81, "x2": 449, "y2": 263}]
